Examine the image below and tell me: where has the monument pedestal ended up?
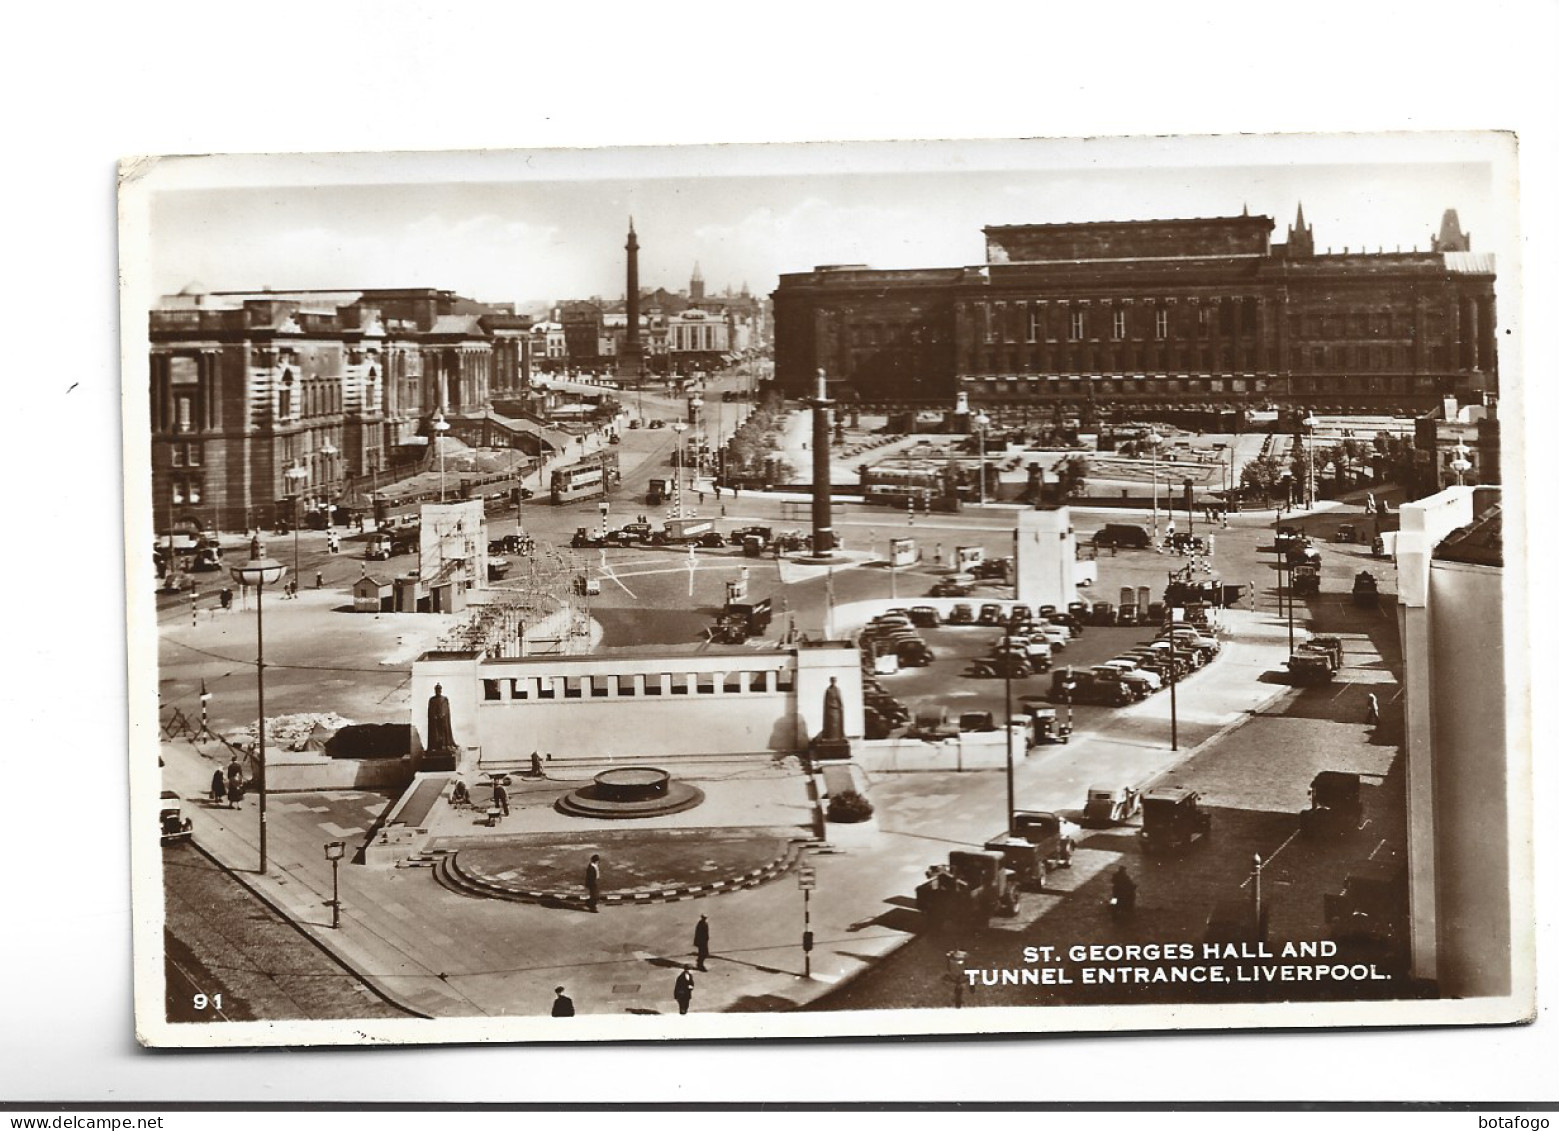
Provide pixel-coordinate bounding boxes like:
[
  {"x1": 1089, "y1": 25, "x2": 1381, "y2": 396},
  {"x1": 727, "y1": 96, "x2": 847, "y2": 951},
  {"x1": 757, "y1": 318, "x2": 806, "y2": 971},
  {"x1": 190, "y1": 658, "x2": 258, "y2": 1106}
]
[
  {"x1": 811, "y1": 738, "x2": 853, "y2": 762},
  {"x1": 421, "y1": 747, "x2": 459, "y2": 773}
]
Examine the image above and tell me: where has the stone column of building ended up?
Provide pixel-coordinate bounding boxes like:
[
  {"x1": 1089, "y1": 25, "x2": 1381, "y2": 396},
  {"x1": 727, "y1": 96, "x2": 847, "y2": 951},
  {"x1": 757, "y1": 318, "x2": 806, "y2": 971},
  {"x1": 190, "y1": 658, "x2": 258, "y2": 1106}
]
[{"x1": 809, "y1": 368, "x2": 836, "y2": 556}]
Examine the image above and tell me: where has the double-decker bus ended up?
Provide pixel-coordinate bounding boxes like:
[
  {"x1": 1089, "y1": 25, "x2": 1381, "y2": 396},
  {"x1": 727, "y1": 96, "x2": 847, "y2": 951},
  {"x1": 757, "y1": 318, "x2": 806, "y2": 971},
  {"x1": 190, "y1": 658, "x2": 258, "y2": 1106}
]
[
  {"x1": 860, "y1": 463, "x2": 946, "y2": 509},
  {"x1": 550, "y1": 451, "x2": 621, "y2": 504}
]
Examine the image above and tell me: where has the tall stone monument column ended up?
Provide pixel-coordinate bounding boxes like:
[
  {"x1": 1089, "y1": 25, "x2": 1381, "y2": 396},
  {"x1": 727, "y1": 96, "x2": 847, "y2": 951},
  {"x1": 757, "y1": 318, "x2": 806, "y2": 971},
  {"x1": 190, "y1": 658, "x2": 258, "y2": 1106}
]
[
  {"x1": 809, "y1": 368, "x2": 836, "y2": 556},
  {"x1": 620, "y1": 218, "x2": 645, "y2": 381}
]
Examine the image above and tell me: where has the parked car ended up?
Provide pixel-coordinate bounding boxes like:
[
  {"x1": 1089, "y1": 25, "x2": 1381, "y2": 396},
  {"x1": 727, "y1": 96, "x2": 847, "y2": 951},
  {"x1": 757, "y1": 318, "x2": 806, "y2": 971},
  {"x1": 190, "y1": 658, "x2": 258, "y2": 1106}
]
[
  {"x1": 160, "y1": 791, "x2": 194, "y2": 846},
  {"x1": 948, "y1": 603, "x2": 976, "y2": 625},
  {"x1": 930, "y1": 578, "x2": 975, "y2": 598},
  {"x1": 1090, "y1": 601, "x2": 1118, "y2": 626},
  {"x1": 1138, "y1": 787, "x2": 1212, "y2": 853},
  {"x1": 909, "y1": 605, "x2": 942, "y2": 628},
  {"x1": 977, "y1": 603, "x2": 1005, "y2": 626},
  {"x1": 1082, "y1": 784, "x2": 1142, "y2": 827}
]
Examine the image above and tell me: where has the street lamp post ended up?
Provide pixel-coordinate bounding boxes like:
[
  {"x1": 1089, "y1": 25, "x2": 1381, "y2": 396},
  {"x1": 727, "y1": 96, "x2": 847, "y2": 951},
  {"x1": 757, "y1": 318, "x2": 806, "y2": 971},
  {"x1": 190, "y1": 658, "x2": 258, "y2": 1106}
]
[
  {"x1": 1168, "y1": 631, "x2": 1179, "y2": 752},
  {"x1": 1148, "y1": 430, "x2": 1163, "y2": 542},
  {"x1": 974, "y1": 411, "x2": 991, "y2": 506},
  {"x1": 1004, "y1": 645, "x2": 1016, "y2": 838},
  {"x1": 228, "y1": 537, "x2": 286, "y2": 875},
  {"x1": 671, "y1": 421, "x2": 688, "y2": 519},
  {"x1": 690, "y1": 396, "x2": 704, "y2": 478},
  {"x1": 324, "y1": 840, "x2": 346, "y2": 928},
  {"x1": 1302, "y1": 414, "x2": 1319, "y2": 509},
  {"x1": 432, "y1": 411, "x2": 450, "y2": 502},
  {"x1": 284, "y1": 463, "x2": 307, "y2": 579},
  {"x1": 319, "y1": 441, "x2": 338, "y2": 525}
]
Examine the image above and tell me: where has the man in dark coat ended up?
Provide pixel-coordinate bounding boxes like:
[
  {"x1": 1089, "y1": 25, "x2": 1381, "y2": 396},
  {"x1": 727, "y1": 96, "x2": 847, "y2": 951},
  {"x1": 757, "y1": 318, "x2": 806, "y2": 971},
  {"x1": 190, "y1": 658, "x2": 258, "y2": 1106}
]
[
  {"x1": 492, "y1": 781, "x2": 510, "y2": 817},
  {"x1": 210, "y1": 768, "x2": 226, "y2": 805},
  {"x1": 585, "y1": 854, "x2": 602, "y2": 912},
  {"x1": 674, "y1": 965, "x2": 695, "y2": 1015},
  {"x1": 551, "y1": 986, "x2": 575, "y2": 1017},
  {"x1": 693, "y1": 915, "x2": 711, "y2": 971}
]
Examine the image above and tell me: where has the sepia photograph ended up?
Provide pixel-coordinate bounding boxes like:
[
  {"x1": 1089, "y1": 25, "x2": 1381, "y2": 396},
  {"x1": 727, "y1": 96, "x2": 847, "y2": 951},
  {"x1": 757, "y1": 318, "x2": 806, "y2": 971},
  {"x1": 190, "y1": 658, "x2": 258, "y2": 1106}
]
[{"x1": 120, "y1": 132, "x2": 1532, "y2": 1048}]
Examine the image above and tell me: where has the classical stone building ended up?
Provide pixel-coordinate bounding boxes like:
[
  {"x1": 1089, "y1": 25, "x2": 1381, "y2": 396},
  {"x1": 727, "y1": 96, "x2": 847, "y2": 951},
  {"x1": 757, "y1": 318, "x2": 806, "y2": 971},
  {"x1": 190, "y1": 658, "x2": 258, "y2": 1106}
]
[
  {"x1": 148, "y1": 287, "x2": 533, "y2": 534},
  {"x1": 772, "y1": 208, "x2": 1498, "y2": 415}
]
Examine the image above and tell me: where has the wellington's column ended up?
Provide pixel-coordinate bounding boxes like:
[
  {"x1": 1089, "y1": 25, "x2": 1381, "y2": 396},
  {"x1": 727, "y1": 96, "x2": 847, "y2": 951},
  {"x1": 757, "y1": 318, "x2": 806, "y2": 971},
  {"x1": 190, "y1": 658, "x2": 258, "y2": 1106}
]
[
  {"x1": 809, "y1": 368, "x2": 836, "y2": 556},
  {"x1": 621, "y1": 218, "x2": 645, "y2": 380}
]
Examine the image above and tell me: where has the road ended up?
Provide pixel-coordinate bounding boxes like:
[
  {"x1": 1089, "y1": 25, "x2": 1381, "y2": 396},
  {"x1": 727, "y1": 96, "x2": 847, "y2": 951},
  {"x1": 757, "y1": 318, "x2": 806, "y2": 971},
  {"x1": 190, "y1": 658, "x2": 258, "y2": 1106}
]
[{"x1": 163, "y1": 841, "x2": 415, "y2": 1023}]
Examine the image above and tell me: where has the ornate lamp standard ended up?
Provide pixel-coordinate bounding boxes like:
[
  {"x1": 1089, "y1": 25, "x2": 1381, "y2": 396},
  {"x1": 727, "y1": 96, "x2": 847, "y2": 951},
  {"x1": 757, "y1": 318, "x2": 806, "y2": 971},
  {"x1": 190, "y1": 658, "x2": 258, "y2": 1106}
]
[
  {"x1": 671, "y1": 421, "x2": 689, "y2": 518},
  {"x1": 689, "y1": 395, "x2": 704, "y2": 477},
  {"x1": 432, "y1": 411, "x2": 450, "y2": 502},
  {"x1": 974, "y1": 410, "x2": 991, "y2": 505},
  {"x1": 324, "y1": 840, "x2": 346, "y2": 929},
  {"x1": 228, "y1": 537, "x2": 286, "y2": 874},
  {"x1": 319, "y1": 441, "x2": 338, "y2": 522},
  {"x1": 283, "y1": 462, "x2": 308, "y2": 577},
  {"x1": 1147, "y1": 429, "x2": 1164, "y2": 542},
  {"x1": 1450, "y1": 440, "x2": 1473, "y2": 487},
  {"x1": 1302, "y1": 414, "x2": 1320, "y2": 509}
]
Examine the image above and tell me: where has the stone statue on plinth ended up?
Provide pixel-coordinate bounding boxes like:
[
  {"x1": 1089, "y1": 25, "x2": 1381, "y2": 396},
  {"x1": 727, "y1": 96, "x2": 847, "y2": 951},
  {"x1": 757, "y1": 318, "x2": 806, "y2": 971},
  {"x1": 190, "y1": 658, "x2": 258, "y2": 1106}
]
[
  {"x1": 812, "y1": 676, "x2": 852, "y2": 761},
  {"x1": 423, "y1": 682, "x2": 460, "y2": 771}
]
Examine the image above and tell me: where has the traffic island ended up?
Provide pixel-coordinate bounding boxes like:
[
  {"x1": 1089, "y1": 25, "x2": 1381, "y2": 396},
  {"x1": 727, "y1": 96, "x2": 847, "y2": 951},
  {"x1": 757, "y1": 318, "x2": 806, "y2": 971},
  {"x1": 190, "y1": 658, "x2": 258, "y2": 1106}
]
[{"x1": 431, "y1": 825, "x2": 813, "y2": 907}]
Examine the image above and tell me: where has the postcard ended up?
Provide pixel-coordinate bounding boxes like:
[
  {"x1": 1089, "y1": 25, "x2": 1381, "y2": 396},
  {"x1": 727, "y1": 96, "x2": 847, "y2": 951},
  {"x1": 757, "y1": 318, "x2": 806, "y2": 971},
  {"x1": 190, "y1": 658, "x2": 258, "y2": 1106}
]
[{"x1": 121, "y1": 133, "x2": 1532, "y2": 1046}]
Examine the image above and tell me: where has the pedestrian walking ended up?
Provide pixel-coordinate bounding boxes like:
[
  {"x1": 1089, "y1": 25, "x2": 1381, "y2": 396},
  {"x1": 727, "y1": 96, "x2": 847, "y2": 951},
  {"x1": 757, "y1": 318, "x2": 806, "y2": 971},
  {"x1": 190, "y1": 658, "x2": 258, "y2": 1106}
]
[
  {"x1": 219, "y1": 587, "x2": 233, "y2": 611},
  {"x1": 585, "y1": 853, "x2": 601, "y2": 912},
  {"x1": 315, "y1": 570, "x2": 324, "y2": 589},
  {"x1": 551, "y1": 986, "x2": 575, "y2": 1017},
  {"x1": 226, "y1": 772, "x2": 244, "y2": 810},
  {"x1": 935, "y1": 542, "x2": 944, "y2": 568},
  {"x1": 210, "y1": 768, "x2": 226, "y2": 805},
  {"x1": 530, "y1": 751, "x2": 545, "y2": 779},
  {"x1": 1366, "y1": 693, "x2": 1380, "y2": 726},
  {"x1": 693, "y1": 914, "x2": 711, "y2": 971},
  {"x1": 492, "y1": 780, "x2": 510, "y2": 817},
  {"x1": 714, "y1": 485, "x2": 722, "y2": 501},
  {"x1": 673, "y1": 965, "x2": 695, "y2": 1014}
]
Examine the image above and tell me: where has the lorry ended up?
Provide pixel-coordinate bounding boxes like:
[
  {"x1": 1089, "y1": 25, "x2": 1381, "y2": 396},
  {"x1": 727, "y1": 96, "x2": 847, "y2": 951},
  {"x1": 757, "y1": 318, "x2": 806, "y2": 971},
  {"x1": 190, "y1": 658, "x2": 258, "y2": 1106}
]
[
  {"x1": 646, "y1": 478, "x2": 670, "y2": 506},
  {"x1": 1291, "y1": 562, "x2": 1321, "y2": 596},
  {"x1": 1285, "y1": 648, "x2": 1336, "y2": 684},
  {"x1": 653, "y1": 517, "x2": 722, "y2": 546},
  {"x1": 1352, "y1": 570, "x2": 1380, "y2": 607},
  {"x1": 986, "y1": 810, "x2": 1078, "y2": 887},
  {"x1": 711, "y1": 597, "x2": 773, "y2": 644}
]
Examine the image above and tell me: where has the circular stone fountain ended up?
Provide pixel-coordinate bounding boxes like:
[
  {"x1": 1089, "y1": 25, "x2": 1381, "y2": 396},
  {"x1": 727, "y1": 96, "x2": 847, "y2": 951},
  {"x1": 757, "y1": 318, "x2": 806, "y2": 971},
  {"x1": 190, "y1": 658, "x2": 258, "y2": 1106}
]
[{"x1": 557, "y1": 766, "x2": 705, "y2": 819}]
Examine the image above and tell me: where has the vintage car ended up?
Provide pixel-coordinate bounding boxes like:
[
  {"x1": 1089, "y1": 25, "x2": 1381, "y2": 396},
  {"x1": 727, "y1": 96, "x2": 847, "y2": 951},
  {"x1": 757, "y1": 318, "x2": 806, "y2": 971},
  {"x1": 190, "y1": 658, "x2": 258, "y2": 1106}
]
[
  {"x1": 977, "y1": 603, "x2": 1005, "y2": 626},
  {"x1": 160, "y1": 791, "x2": 194, "y2": 846},
  {"x1": 909, "y1": 606, "x2": 943, "y2": 628},
  {"x1": 1299, "y1": 770, "x2": 1364, "y2": 838},
  {"x1": 947, "y1": 603, "x2": 976, "y2": 625},
  {"x1": 1082, "y1": 784, "x2": 1142, "y2": 827},
  {"x1": 1138, "y1": 786, "x2": 1212, "y2": 853}
]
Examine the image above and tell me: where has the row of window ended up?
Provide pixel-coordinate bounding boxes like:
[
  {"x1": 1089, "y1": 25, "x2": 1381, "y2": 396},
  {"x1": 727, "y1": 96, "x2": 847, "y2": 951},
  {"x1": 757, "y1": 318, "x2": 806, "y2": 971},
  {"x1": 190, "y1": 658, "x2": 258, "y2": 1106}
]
[
  {"x1": 169, "y1": 441, "x2": 203, "y2": 467},
  {"x1": 976, "y1": 375, "x2": 1265, "y2": 396},
  {"x1": 977, "y1": 299, "x2": 1258, "y2": 345},
  {"x1": 171, "y1": 477, "x2": 203, "y2": 505},
  {"x1": 970, "y1": 343, "x2": 1260, "y2": 374},
  {"x1": 481, "y1": 669, "x2": 795, "y2": 701}
]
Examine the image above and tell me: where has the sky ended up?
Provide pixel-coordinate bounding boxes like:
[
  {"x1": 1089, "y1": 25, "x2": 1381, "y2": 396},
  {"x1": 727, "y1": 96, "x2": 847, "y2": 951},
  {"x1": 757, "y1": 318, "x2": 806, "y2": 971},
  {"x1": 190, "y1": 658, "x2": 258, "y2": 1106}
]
[{"x1": 140, "y1": 135, "x2": 1513, "y2": 313}]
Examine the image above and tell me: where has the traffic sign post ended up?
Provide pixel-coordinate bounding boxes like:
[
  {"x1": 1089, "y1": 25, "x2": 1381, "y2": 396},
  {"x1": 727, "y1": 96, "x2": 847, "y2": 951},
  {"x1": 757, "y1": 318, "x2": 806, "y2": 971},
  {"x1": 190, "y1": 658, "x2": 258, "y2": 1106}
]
[{"x1": 797, "y1": 865, "x2": 817, "y2": 978}]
